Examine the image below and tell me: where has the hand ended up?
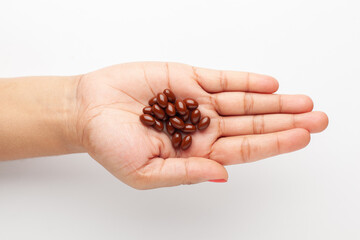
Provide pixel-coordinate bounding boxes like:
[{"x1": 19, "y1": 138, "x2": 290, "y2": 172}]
[{"x1": 74, "y1": 62, "x2": 328, "y2": 189}]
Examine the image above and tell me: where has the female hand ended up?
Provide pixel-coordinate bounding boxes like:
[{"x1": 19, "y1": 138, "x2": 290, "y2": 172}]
[{"x1": 74, "y1": 62, "x2": 328, "y2": 189}]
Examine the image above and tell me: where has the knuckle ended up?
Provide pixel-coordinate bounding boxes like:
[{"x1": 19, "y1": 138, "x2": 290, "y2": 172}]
[
  {"x1": 244, "y1": 72, "x2": 250, "y2": 91},
  {"x1": 243, "y1": 93, "x2": 254, "y2": 114},
  {"x1": 291, "y1": 114, "x2": 296, "y2": 128},
  {"x1": 191, "y1": 66, "x2": 207, "y2": 92},
  {"x1": 252, "y1": 115, "x2": 265, "y2": 134},
  {"x1": 278, "y1": 95, "x2": 283, "y2": 112},
  {"x1": 240, "y1": 136, "x2": 252, "y2": 163},
  {"x1": 217, "y1": 117, "x2": 225, "y2": 137},
  {"x1": 164, "y1": 62, "x2": 172, "y2": 90},
  {"x1": 181, "y1": 158, "x2": 193, "y2": 185},
  {"x1": 210, "y1": 94, "x2": 221, "y2": 114},
  {"x1": 275, "y1": 133, "x2": 281, "y2": 154},
  {"x1": 219, "y1": 70, "x2": 228, "y2": 91},
  {"x1": 209, "y1": 141, "x2": 221, "y2": 161}
]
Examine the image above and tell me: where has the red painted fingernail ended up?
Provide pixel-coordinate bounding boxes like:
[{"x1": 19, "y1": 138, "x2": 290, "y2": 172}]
[{"x1": 208, "y1": 179, "x2": 227, "y2": 183}]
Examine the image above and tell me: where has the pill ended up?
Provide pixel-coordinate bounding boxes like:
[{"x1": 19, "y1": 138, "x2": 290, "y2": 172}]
[
  {"x1": 190, "y1": 109, "x2": 201, "y2": 124},
  {"x1": 197, "y1": 116, "x2": 211, "y2": 130},
  {"x1": 165, "y1": 102, "x2": 176, "y2": 117},
  {"x1": 148, "y1": 96, "x2": 157, "y2": 106},
  {"x1": 181, "y1": 135, "x2": 192, "y2": 150},
  {"x1": 166, "y1": 120, "x2": 176, "y2": 135},
  {"x1": 172, "y1": 132, "x2": 182, "y2": 148},
  {"x1": 139, "y1": 114, "x2": 155, "y2": 126},
  {"x1": 182, "y1": 123, "x2": 196, "y2": 133},
  {"x1": 157, "y1": 93, "x2": 168, "y2": 108},
  {"x1": 142, "y1": 89, "x2": 211, "y2": 150},
  {"x1": 153, "y1": 119, "x2": 164, "y2": 132},
  {"x1": 163, "y1": 89, "x2": 176, "y2": 102},
  {"x1": 152, "y1": 104, "x2": 166, "y2": 120},
  {"x1": 142, "y1": 106, "x2": 153, "y2": 115},
  {"x1": 170, "y1": 116, "x2": 185, "y2": 129},
  {"x1": 175, "y1": 99, "x2": 187, "y2": 115},
  {"x1": 179, "y1": 109, "x2": 189, "y2": 122},
  {"x1": 184, "y1": 98, "x2": 198, "y2": 110}
]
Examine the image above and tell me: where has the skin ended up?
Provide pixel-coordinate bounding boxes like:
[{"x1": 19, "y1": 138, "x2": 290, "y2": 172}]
[{"x1": 0, "y1": 62, "x2": 328, "y2": 189}]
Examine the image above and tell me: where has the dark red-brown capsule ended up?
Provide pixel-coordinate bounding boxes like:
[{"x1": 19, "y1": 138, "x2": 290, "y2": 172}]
[
  {"x1": 157, "y1": 93, "x2": 168, "y2": 108},
  {"x1": 182, "y1": 123, "x2": 196, "y2": 133},
  {"x1": 175, "y1": 99, "x2": 187, "y2": 115},
  {"x1": 165, "y1": 102, "x2": 176, "y2": 117},
  {"x1": 139, "y1": 114, "x2": 155, "y2": 126},
  {"x1": 166, "y1": 120, "x2": 176, "y2": 135},
  {"x1": 153, "y1": 119, "x2": 164, "y2": 132},
  {"x1": 172, "y1": 132, "x2": 182, "y2": 148},
  {"x1": 163, "y1": 89, "x2": 176, "y2": 102},
  {"x1": 143, "y1": 106, "x2": 153, "y2": 115},
  {"x1": 184, "y1": 98, "x2": 198, "y2": 110},
  {"x1": 170, "y1": 116, "x2": 185, "y2": 129},
  {"x1": 148, "y1": 96, "x2": 157, "y2": 106},
  {"x1": 190, "y1": 109, "x2": 201, "y2": 125},
  {"x1": 179, "y1": 110, "x2": 189, "y2": 122},
  {"x1": 181, "y1": 135, "x2": 192, "y2": 150},
  {"x1": 152, "y1": 104, "x2": 165, "y2": 120},
  {"x1": 197, "y1": 116, "x2": 211, "y2": 130}
]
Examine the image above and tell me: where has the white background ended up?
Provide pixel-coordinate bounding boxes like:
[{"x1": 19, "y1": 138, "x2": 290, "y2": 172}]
[{"x1": 0, "y1": 0, "x2": 359, "y2": 239}]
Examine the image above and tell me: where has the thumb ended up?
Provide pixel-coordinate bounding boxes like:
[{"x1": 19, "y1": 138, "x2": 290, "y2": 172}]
[{"x1": 128, "y1": 157, "x2": 228, "y2": 190}]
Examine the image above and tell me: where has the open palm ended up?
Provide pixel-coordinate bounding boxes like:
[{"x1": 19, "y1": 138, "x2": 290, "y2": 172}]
[{"x1": 75, "y1": 62, "x2": 328, "y2": 189}]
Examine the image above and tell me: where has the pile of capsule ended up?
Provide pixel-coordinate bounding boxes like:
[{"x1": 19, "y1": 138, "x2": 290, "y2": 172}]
[{"x1": 139, "y1": 89, "x2": 211, "y2": 150}]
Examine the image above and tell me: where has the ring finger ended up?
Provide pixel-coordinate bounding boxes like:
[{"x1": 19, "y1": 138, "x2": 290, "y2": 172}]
[{"x1": 217, "y1": 111, "x2": 328, "y2": 136}]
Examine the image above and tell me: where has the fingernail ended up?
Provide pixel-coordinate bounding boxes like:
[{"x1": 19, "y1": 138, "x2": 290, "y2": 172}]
[{"x1": 208, "y1": 179, "x2": 227, "y2": 183}]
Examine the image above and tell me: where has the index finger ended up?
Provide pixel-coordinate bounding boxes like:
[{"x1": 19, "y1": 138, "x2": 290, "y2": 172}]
[{"x1": 192, "y1": 66, "x2": 279, "y2": 93}]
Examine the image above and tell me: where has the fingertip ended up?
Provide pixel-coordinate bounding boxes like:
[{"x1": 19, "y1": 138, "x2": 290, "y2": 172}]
[
  {"x1": 271, "y1": 76, "x2": 280, "y2": 93},
  {"x1": 296, "y1": 128, "x2": 311, "y2": 148},
  {"x1": 295, "y1": 111, "x2": 329, "y2": 133},
  {"x1": 219, "y1": 163, "x2": 229, "y2": 180},
  {"x1": 302, "y1": 128, "x2": 311, "y2": 147},
  {"x1": 200, "y1": 158, "x2": 229, "y2": 182},
  {"x1": 311, "y1": 111, "x2": 329, "y2": 133},
  {"x1": 319, "y1": 111, "x2": 329, "y2": 131},
  {"x1": 297, "y1": 95, "x2": 314, "y2": 112},
  {"x1": 260, "y1": 75, "x2": 279, "y2": 93},
  {"x1": 282, "y1": 128, "x2": 311, "y2": 152}
]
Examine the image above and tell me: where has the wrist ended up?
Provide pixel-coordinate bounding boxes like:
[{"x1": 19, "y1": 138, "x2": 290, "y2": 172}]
[{"x1": 61, "y1": 74, "x2": 86, "y2": 153}]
